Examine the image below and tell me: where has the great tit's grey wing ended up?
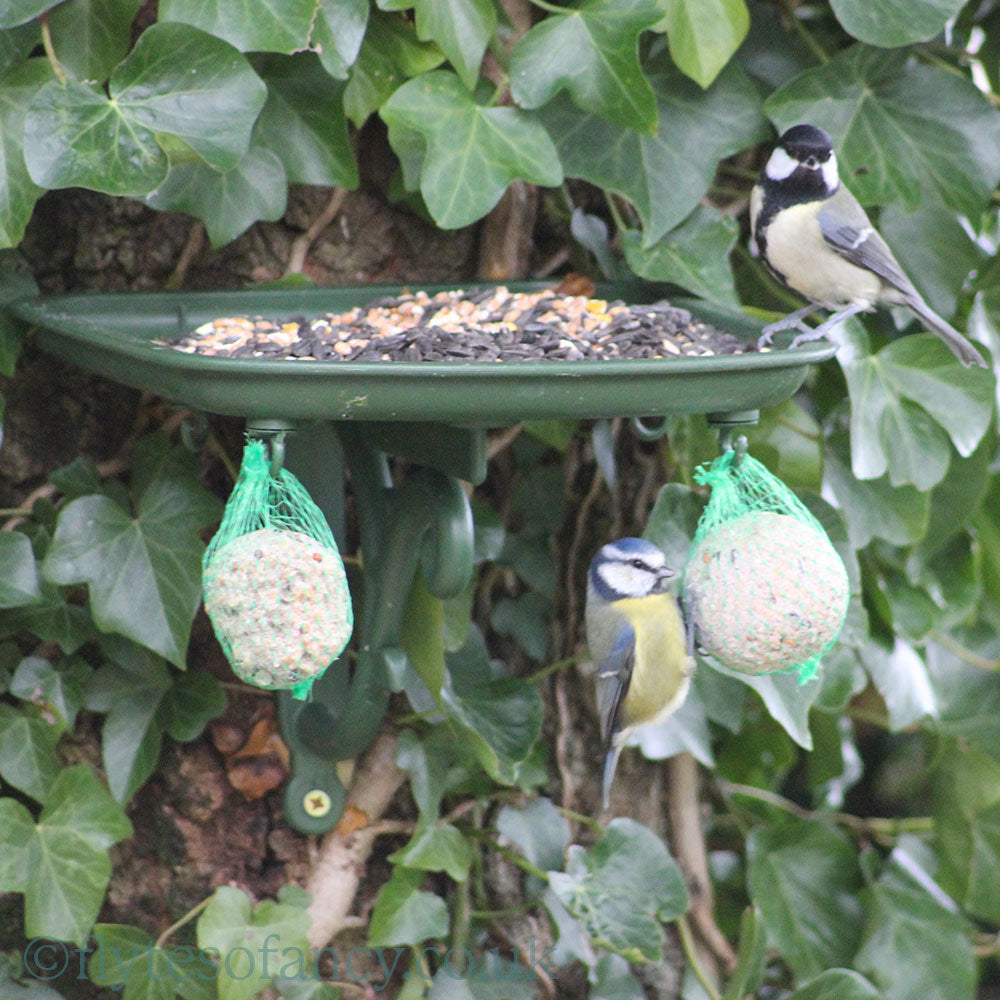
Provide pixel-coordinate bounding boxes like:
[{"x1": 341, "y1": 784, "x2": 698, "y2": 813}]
[
  {"x1": 817, "y1": 187, "x2": 916, "y2": 296},
  {"x1": 818, "y1": 186, "x2": 987, "y2": 368},
  {"x1": 595, "y1": 623, "x2": 635, "y2": 746}
]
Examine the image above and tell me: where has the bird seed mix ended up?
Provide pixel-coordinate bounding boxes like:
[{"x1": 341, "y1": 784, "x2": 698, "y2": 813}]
[{"x1": 163, "y1": 286, "x2": 745, "y2": 362}]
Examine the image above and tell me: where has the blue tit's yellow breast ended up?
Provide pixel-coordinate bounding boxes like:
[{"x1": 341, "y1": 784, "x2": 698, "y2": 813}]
[{"x1": 616, "y1": 593, "x2": 693, "y2": 729}]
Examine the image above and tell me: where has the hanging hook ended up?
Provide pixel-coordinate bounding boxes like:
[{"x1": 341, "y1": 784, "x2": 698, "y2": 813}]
[
  {"x1": 718, "y1": 428, "x2": 748, "y2": 469},
  {"x1": 730, "y1": 434, "x2": 748, "y2": 470},
  {"x1": 268, "y1": 432, "x2": 286, "y2": 477}
]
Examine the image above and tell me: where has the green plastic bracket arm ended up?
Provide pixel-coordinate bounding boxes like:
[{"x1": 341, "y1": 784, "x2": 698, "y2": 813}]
[{"x1": 278, "y1": 422, "x2": 475, "y2": 833}]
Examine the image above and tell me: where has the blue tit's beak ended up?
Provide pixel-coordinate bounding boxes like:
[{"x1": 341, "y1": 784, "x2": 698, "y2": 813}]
[{"x1": 652, "y1": 566, "x2": 676, "y2": 594}]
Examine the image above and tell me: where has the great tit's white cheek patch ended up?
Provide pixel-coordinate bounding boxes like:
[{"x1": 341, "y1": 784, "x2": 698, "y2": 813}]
[
  {"x1": 765, "y1": 146, "x2": 798, "y2": 181},
  {"x1": 822, "y1": 152, "x2": 839, "y2": 191}
]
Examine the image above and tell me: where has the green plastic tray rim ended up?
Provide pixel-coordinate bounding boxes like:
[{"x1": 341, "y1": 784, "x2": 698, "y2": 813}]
[{"x1": 7, "y1": 283, "x2": 835, "y2": 424}]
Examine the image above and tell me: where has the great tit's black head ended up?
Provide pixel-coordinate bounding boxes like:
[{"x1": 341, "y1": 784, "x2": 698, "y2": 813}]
[
  {"x1": 588, "y1": 537, "x2": 676, "y2": 602},
  {"x1": 762, "y1": 123, "x2": 839, "y2": 200}
]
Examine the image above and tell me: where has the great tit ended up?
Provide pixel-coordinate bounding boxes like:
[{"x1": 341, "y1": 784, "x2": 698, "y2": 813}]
[
  {"x1": 585, "y1": 537, "x2": 694, "y2": 808},
  {"x1": 750, "y1": 123, "x2": 987, "y2": 368}
]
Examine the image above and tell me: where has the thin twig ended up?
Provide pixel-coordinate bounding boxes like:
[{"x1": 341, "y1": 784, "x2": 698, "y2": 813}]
[
  {"x1": 676, "y1": 915, "x2": 721, "y2": 1000},
  {"x1": 719, "y1": 780, "x2": 932, "y2": 844},
  {"x1": 164, "y1": 221, "x2": 206, "y2": 290},
  {"x1": 286, "y1": 188, "x2": 349, "y2": 276},
  {"x1": 39, "y1": 13, "x2": 68, "y2": 83},
  {"x1": 667, "y1": 755, "x2": 737, "y2": 975},
  {"x1": 776, "y1": 0, "x2": 829, "y2": 64},
  {"x1": 929, "y1": 629, "x2": 1000, "y2": 673}
]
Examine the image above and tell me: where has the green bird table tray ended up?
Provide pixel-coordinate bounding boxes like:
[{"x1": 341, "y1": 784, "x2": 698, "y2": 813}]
[{"x1": 6, "y1": 281, "x2": 835, "y2": 832}]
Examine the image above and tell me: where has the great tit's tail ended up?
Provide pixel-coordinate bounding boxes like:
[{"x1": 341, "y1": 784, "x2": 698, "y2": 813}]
[
  {"x1": 906, "y1": 294, "x2": 987, "y2": 369},
  {"x1": 601, "y1": 745, "x2": 623, "y2": 810}
]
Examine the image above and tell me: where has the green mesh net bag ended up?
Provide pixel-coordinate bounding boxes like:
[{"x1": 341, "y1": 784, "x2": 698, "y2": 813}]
[
  {"x1": 683, "y1": 447, "x2": 849, "y2": 682},
  {"x1": 202, "y1": 439, "x2": 353, "y2": 700}
]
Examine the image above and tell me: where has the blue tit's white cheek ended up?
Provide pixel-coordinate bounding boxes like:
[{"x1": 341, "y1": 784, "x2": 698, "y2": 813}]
[
  {"x1": 599, "y1": 562, "x2": 650, "y2": 598},
  {"x1": 765, "y1": 146, "x2": 799, "y2": 181},
  {"x1": 821, "y1": 152, "x2": 839, "y2": 191}
]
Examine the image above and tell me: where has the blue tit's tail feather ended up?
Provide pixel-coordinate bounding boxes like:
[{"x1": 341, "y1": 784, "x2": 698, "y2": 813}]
[{"x1": 601, "y1": 744, "x2": 623, "y2": 810}]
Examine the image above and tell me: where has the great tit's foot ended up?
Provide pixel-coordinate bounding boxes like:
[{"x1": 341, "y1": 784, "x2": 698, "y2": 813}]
[
  {"x1": 788, "y1": 328, "x2": 829, "y2": 349},
  {"x1": 787, "y1": 303, "x2": 868, "y2": 350},
  {"x1": 757, "y1": 305, "x2": 818, "y2": 349}
]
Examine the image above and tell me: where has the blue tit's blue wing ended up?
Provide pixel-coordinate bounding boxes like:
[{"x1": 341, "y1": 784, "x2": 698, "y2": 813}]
[{"x1": 595, "y1": 622, "x2": 635, "y2": 746}]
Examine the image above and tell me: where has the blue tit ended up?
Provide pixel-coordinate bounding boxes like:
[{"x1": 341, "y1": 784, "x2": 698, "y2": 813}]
[
  {"x1": 585, "y1": 537, "x2": 695, "y2": 808},
  {"x1": 750, "y1": 123, "x2": 986, "y2": 368}
]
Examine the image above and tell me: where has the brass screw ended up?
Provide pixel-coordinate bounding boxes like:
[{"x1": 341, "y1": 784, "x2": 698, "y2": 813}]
[{"x1": 303, "y1": 789, "x2": 331, "y2": 817}]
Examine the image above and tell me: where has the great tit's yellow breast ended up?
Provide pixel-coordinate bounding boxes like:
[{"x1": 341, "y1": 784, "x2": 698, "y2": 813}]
[
  {"x1": 763, "y1": 199, "x2": 883, "y2": 309},
  {"x1": 616, "y1": 593, "x2": 692, "y2": 730}
]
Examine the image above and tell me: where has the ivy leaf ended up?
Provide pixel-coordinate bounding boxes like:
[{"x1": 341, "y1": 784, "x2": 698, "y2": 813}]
[
  {"x1": 312, "y1": 0, "x2": 369, "y2": 79},
  {"x1": 934, "y1": 746, "x2": 1000, "y2": 924},
  {"x1": 159, "y1": 0, "x2": 317, "y2": 53},
  {"x1": 879, "y1": 202, "x2": 986, "y2": 320},
  {"x1": 388, "y1": 823, "x2": 471, "y2": 882},
  {"x1": 402, "y1": 571, "x2": 446, "y2": 700},
  {"x1": 197, "y1": 886, "x2": 312, "y2": 1000},
  {"x1": 0, "y1": 765, "x2": 133, "y2": 945},
  {"x1": 710, "y1": 662, "x2": 822, "y2": 749},
  {"x1": 745, "y1": 399, "x2": 823, "y2": 492},
  {"x1": 540, "y1": 60, "x2": 765, "y2": 246},
  {"x1": 24, "y1": 23, "x2": 267, "y2": 196},
  {"x1": 0, "y1": 531, "x2": 42, "y2": 607},
  {"x1": 158, "y1": 669, "x2": 226, "y2": 743},
  {"x1": 146, "y1": 144, "x2": 287, "y2": 248},
  {"x1": 442, "y1": 672, "x2": 543, "y2": 785},
  {"x1": 0, "y1": 703, "x2": 60, "y2": 801},
  {"x1": 381, "y1": 70, "x2": 562, "y2": 229},
  {"x1": 765, "y1": 46, "x2": 1000, "y2": 218},
  {"x1": 88, "y1": 923, "x2": 201, "y2": 997},
  {"x1": 786, "y1": 970, "x2": 881, "y2": 1000},
  {"x1": 388, "y1": 0, "x2": 496, "y2": 91},
  {"x1": 496, "y1": 798, "x2": 571, "y2": 874},
  {"x1": 838, "y1": 331, "x2": 994, "y2": 488},
  {"x1": 622, "y1": 207, "x2": 739, "y2": 303},
  {"x1": 0, "y1": 799, "x2": 32, "y2": 891},
  {"x1": 0, "y1": 60, "x2": 51, "y2": 248},
  {"x1": 0, "y1": 593, "x2": 95, "y2": 653},
  {"x1": 655, "y1": 0, "x2": 750, "y2": 89},
  {"x1": 854, "y1": 846, "x2": 975, "y2": 1000},
  {"x1": 10, "y1": 655, "x2": 87, "y2": 730},
  {"x1": 344, "y1": 11, "x2": 445, "y2": 127},
  {"x1": 860, "y1": 639, "x2": 936, "y2": 730},
  {"x1": 824, "y1": 433, "x2": 929, "y2": 548},
  {"x1": 252, "y1": 53, "x2": 359, "y2": 188},
  {"x1": 548, "y1": 818, "x2": 689, "y2": 962},
  {"x1": 42, "y1": 467, "x2": 221, "y2": 670},
  {"x1": 368, "y1": 867, "x2": 449, "y2": 947},
  {"x1": 875, "y1": 338, "x2": 995, "y2": 459},
  {"x1": 0, "y1": 0, "x2": 51, "y2": 28},
  {"x1": 747, "y1": 820, "x2": 862, "y2": 978},
  {"x1": 509, "y1": 0, "x2": 662, "y2": 133},
  {"x1": 829, "y1": 0, "x2": 966, "y2": 47},
  {"x1": 48, "y1": 0, "x2": 142, "y2": 81}
]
